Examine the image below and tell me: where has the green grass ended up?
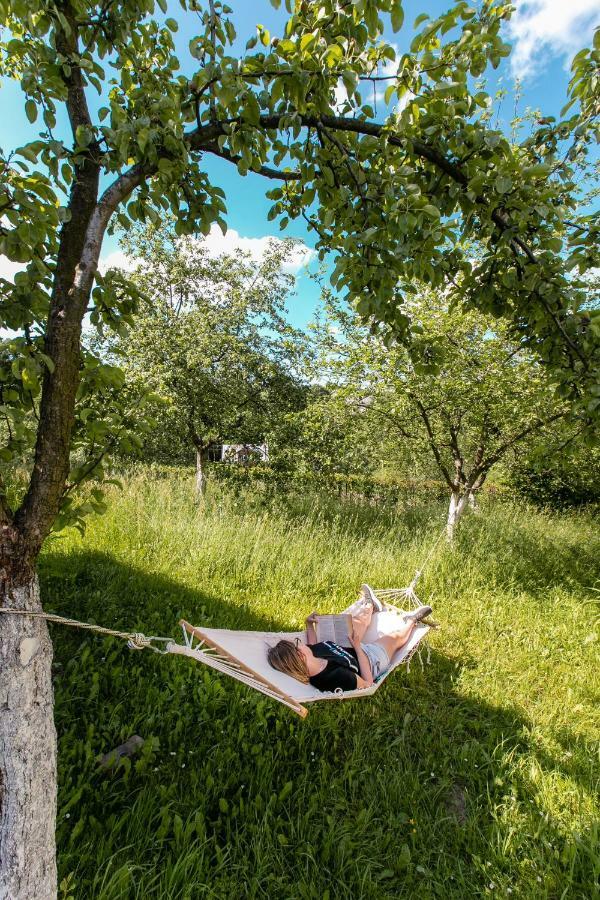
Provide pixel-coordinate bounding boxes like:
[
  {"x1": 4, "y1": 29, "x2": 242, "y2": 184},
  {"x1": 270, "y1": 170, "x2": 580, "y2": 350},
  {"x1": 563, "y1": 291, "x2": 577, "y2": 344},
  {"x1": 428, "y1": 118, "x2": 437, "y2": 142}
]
[{"x1": 41, "y1": 473, "x2": 600, "y2": 899}]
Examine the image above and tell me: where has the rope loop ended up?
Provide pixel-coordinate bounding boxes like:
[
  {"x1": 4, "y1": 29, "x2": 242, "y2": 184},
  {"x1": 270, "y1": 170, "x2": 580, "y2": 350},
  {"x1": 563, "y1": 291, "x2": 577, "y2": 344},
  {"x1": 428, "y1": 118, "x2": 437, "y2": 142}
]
[
  {"x1": 127, "y1": 633, "x2": 152, "y2": 651},
  {"x1": 409, "y1": 569, "x2": 422, "y2": 591}
]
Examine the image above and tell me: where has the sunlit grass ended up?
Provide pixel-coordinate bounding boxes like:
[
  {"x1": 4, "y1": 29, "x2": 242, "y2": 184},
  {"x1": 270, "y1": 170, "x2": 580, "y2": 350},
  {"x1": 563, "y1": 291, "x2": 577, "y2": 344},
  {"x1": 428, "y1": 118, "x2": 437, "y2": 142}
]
[{"x1": 42, "y1": 473, "x2": 600, "y2": 899}]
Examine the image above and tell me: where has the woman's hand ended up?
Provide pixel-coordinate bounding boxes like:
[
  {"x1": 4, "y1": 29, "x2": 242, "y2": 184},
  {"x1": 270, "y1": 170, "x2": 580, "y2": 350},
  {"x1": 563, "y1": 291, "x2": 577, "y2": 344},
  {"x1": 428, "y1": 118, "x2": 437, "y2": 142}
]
[
  {"x1": 350, "y1": 607, "x2": 372, "y2": 645},
  {"x1": 305, "y1": 611, "x2": 319, "y2": 645}
]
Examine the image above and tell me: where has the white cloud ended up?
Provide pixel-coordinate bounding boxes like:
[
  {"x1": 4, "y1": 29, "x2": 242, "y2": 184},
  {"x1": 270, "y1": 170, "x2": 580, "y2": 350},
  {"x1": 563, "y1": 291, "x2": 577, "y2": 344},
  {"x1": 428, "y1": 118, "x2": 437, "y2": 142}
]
[
  {"x1": 2, "y1": 228, "x2": 314, "y2": 289},
  {"x1": 97, "y1": 250, "x2": 137, "y2": 276},
  {"x1": 193, "y1": 224, "x2": 315, "y2": 275},
  {"x1": 334, "y1": 79, "x2": 350, "y2": 112},
  {"x1": 507, "y1": 0, "x2": 599, "y2": 79}
]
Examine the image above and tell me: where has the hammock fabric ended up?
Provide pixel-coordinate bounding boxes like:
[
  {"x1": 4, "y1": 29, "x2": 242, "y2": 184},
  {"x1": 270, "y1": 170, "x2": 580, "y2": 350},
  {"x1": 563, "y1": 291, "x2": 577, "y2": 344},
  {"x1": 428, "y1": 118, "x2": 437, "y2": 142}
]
[{"x1": 166, "y1": 590, "x2": 431, "y2": 718}]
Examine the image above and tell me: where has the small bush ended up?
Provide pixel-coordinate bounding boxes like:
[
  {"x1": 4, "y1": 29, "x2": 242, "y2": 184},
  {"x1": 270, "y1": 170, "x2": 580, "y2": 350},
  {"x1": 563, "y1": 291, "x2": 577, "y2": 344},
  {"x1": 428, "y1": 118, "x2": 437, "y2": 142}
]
[{"x1": 509, "y1": 443, "x2": 600, "y2": 509}]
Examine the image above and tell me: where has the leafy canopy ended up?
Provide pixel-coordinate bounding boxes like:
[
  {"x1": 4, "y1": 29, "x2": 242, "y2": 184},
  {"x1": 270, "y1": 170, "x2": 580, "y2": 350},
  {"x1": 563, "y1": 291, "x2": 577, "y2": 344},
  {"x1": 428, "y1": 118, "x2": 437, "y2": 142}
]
[
  {"x1": 0, "y1": 0, "x2": 598, "y2": 528},
  {"x1": 102, "y1": 223, "x2": 308, "y2": 464},
  {"x1": 312, "y1": 289, "x2": 569, "y2": 495}
]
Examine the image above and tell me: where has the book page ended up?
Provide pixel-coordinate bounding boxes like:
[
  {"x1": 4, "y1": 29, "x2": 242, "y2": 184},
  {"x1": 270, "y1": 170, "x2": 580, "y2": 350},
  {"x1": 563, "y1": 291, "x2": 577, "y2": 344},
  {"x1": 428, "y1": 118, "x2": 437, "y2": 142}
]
[{"x1": 314, "y1": 613, "x2": 352, "y2": 645}]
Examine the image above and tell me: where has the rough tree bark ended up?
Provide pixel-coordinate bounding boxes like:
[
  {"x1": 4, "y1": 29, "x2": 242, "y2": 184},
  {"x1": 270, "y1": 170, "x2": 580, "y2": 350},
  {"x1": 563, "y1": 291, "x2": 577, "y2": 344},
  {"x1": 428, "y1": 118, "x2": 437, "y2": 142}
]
[
  {"x1": 0, "y1": 69, "x2": 125, "y2": 899},
  {"x1": 0, "y1": 572, "x2": 57, "y2": 900}
]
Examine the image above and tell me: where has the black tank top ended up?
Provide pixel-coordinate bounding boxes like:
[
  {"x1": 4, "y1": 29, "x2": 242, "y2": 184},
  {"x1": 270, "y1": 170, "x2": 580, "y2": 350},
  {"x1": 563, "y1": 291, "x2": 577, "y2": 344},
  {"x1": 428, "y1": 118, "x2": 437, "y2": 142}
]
[{"x1": 308, "y1": 641, "x2": 359, "y2": 692}]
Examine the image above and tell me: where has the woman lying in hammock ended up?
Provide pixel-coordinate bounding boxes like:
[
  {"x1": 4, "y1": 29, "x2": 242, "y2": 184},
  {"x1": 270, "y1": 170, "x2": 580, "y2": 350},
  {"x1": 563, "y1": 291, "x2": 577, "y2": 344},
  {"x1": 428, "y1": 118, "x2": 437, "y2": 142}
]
[{"x1": 267, "y1": 585, "x2": 432, "y2": 693}]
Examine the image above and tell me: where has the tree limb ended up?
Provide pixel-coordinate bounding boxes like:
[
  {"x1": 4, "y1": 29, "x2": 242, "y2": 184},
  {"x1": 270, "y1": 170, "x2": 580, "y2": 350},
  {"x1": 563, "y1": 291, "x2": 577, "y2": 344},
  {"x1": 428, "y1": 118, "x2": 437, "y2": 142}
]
[
  {"x1": 203, "y1": 142, "x2": 301, "y2": 180},
  {"x1": 482, "y1": 411, "x2": 567, "y2": 469},
  {"x1": 407, "y1": 392, "x2": 455, "y2": 490}
]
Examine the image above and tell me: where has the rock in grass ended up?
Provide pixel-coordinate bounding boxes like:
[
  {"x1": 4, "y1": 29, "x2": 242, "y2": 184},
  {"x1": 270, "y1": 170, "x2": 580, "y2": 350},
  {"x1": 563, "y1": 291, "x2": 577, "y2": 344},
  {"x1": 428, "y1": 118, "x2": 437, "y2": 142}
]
[
  {"x1": 99, "y1": 735, "x2": 144, "y2": 772},
  {"x1": 445, "y1": 781, "x2": 468, "y2": 826}
]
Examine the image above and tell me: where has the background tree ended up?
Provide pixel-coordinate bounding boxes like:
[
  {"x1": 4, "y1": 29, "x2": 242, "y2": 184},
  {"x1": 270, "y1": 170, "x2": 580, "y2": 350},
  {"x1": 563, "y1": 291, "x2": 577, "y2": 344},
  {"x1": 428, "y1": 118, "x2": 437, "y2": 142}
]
[
  {"x1": 105, "y1": 225, "x2": 308, "y2": 495},
  {"x1": 0, "y1": 0, "x2": 598, "y2": 894},
  {"x1": 509, "y1": 425, "x2": 600, "y2": 509},
  {"x1": 315, "y1": 292, "x2": 570, "y2": 539}
]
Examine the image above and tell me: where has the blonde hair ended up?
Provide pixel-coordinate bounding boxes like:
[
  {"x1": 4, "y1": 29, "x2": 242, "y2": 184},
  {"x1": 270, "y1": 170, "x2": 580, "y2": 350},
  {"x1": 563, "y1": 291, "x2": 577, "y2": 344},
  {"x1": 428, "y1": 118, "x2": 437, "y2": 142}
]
[{"x1": 267, "y1": 639, "x2": 309, "y2": 684}]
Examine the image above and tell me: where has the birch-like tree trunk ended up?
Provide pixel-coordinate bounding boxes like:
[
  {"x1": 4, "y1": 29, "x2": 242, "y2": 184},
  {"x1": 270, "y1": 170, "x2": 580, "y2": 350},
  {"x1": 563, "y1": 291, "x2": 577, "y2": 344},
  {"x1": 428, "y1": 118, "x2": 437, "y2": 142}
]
[
  {"x1": 195, "y1": 447, "x2": 208, "y2": 498},
  {"x1": 446, "y1": 490, "x2": 471, "y2": 541},
  {"x1": 0, "y1": 576, "x2": 57, "y2": 900}
]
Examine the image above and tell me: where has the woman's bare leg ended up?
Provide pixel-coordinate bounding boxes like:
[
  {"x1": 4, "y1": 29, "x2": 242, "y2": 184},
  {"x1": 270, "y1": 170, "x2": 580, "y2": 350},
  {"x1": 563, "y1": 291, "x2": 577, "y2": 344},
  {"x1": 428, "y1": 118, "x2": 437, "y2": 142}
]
[{"x1": 374, "y1": 621, "x2": 416, "y2": 660}]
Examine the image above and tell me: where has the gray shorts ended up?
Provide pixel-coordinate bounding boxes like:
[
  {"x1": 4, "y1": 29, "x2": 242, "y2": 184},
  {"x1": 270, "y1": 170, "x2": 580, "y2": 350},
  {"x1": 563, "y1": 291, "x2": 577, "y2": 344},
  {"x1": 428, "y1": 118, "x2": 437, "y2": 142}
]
[{"x1": 361, "y1": 642, "x2": 390, "y2": 680}]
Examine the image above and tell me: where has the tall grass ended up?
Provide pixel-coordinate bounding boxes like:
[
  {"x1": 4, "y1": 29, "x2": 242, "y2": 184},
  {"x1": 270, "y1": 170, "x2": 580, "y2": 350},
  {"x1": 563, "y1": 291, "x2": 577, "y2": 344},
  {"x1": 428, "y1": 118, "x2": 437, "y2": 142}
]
[{"x1": 41, "y1": 473, "x2": 600, "y2": 899}]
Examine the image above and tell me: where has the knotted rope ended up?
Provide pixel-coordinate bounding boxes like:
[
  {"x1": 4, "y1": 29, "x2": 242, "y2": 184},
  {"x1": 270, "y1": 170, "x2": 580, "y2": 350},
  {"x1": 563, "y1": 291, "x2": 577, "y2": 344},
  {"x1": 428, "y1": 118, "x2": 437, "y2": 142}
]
[{"x1": 0, "y1": 608, "x2": 172, "y2": 653}]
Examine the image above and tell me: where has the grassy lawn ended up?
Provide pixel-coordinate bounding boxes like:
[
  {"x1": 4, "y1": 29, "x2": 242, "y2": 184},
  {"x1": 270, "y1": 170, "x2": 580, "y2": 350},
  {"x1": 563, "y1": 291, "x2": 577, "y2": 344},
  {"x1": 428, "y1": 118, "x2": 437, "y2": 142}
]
[{"x1": 41, "y1": 473, "x2": 600, "y2": 899}]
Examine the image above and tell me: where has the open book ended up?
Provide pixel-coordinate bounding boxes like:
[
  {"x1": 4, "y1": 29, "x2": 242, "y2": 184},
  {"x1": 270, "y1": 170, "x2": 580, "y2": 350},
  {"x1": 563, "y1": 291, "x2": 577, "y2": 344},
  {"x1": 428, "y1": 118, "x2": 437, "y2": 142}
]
[
  {"x1": 310, "y1": 608, "x2": 407, "y2": 646},
  {"x1": 312, "y1": 613, "x2": 353, "y2": 645}
]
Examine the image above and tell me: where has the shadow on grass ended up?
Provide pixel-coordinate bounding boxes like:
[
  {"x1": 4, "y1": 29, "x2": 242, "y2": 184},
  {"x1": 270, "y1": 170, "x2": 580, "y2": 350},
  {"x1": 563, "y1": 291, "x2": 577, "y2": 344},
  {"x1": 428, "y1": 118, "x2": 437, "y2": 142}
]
[{"x1": 40, "y1": 547, "x2": 598, "y2": 897}]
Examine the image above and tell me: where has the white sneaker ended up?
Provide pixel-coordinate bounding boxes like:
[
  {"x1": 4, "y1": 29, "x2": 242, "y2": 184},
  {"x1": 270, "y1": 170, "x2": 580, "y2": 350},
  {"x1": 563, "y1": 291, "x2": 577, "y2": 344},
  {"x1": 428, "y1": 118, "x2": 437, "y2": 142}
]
[
  {"x1": 360, "y1": 584, "x2": 383, "y2": 612},
  {"x1": 403, "y1": 605, "x2": 433, "y2": 624}
]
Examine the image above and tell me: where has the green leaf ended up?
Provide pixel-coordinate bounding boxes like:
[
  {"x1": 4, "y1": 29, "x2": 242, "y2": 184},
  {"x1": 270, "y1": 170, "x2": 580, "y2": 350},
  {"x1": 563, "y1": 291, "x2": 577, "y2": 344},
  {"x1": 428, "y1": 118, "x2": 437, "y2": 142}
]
[
  {"x1": 391, "y1": 5, "x2": 404, "y2": 33},
  {"x1": 322, "y1": 166, "x2": 335, "y2": 187},
  {"x1": 278, "y1": 781, "x2": 293, "y2": 801},
  {"x1": 300, "y1": 33, "x2": 315, "y2": 52},
  {"x1": 325, "y1": 43, "x2": 343, "y2": 67},
  {"x1": 397, "y1": 843, "x2": 411, "y2": 870},
  {"x1": 25, "y1": 100, "x2": 38, "y2": 123},
  {"x1": 75, "y1": 124, "x2": 92, "y2": 148},
  {"x1": 384, "y1": 84, "x2": 396, "y2": 105},
  {"x1": 165, "y1": 18, "x2": 178, "y2": 32},
  {"x1": 494, "y1": 175, "x2": 512, "y2": 194}
]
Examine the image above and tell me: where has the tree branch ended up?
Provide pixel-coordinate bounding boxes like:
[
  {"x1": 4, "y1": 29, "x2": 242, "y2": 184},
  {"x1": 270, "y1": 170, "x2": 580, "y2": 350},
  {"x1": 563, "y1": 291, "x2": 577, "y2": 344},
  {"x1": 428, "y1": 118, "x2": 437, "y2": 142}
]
[
  {"x1": 355, "y1": 399, "x2": 417, "y2": 440},
  {"x1": 407, "y1": 393, "x2": 455, "y2": 490},
  {"x1": 187, "y1": 113, "x2": 545, "y2": 271},
  {"x1": 202, "y1": 142, "x2": 301, "y2": 180},
  {"x1": 54, "y1": 8, "x2": 93, "y2": 137},
  {"x1": 482, "y1": 411, "x2": 567, "y2": 469}
]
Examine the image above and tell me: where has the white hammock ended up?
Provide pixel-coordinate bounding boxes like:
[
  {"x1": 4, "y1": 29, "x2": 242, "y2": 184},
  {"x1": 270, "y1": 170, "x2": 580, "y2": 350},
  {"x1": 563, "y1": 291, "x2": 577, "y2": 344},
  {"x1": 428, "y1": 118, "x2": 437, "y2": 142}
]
[
  {"x1": 2, "y1": 537, "x2": 443, "y2": 720},
  {"x1": 166, "y1": 590, "x2": 432, "y2": 718}
]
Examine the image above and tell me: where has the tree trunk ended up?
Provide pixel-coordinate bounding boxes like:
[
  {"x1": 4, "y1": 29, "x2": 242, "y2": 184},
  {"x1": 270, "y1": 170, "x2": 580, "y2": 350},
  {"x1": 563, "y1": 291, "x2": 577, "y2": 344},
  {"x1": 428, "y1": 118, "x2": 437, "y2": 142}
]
[
  {"x1": 446, "y1": 490, "x2": 470, "y2": 541},
  {"x1": 0, "y1": 575, "x2": 57, "y2": 900},
  {"x1": 195, "y1": 447, "x2": 207, "y2": 499}
]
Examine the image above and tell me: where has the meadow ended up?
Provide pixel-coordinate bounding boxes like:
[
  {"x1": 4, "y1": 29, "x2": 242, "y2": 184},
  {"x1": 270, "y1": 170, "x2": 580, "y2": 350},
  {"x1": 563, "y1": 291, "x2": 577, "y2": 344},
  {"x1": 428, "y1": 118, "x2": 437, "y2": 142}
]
[{"x1": 42, "y1": 472, "x2": 599, "y2": 899}]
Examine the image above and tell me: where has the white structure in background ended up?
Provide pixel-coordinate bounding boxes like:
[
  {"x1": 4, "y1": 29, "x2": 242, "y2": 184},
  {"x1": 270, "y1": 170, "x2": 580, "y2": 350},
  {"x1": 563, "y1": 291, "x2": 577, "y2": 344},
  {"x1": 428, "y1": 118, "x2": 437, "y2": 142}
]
[{"x1": 220, "y1": 443, "x2": 269, "y2": 464}]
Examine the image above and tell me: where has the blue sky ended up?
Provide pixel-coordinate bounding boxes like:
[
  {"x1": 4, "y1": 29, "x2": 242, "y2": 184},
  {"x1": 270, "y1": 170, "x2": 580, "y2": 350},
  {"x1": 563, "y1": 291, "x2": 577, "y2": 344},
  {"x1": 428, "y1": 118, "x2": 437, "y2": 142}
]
[{"x1": 1, "y1": 0, "x2": 598, "y2": 326}]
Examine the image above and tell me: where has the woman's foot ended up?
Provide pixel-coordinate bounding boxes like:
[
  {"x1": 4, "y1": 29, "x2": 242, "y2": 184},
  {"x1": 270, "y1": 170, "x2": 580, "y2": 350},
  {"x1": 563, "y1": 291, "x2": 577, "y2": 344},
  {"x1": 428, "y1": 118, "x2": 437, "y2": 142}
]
[
  {"x1": 360, "y1": 583, "x2": 384, "y2": 612},
  {"x1": 403, "y1": 605, "x2": 433, "y2": 624}
]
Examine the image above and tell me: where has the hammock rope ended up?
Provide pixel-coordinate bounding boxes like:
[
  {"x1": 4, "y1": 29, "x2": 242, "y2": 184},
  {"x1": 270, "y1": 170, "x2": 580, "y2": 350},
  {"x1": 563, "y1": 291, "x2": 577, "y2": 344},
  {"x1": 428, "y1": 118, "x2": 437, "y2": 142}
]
[
  {"x1": 0, "y1": 608, "x2": 172, "y2": 653},
  {"x1": 392, "y1": 519, "x2": 448, "y2": 606},
  {"x1": 0, "y1": 521, "x2": 447, "y2": 716}
]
